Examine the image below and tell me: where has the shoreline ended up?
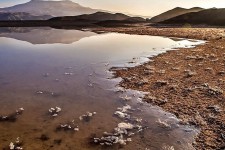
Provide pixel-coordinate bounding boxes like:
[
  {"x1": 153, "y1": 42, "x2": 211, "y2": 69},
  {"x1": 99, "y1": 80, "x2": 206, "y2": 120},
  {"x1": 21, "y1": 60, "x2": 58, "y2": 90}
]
[{"x1": 96, "y1": 26, "x2": 225, "y2": 149}]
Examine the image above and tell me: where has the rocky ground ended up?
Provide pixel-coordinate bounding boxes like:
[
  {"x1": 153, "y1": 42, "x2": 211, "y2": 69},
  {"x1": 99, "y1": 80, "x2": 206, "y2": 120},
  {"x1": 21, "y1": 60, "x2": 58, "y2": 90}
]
[{"x1": 93, "y1": 26, "x2": 225, "y2": 150}]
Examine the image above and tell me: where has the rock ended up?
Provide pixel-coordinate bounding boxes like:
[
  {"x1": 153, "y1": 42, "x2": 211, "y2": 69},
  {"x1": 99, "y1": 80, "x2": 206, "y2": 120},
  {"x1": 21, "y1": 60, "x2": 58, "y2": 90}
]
[
  {"x1": 184, "y1": 70, "x2": 197, "y2": 78},
  {"x1": 48, "y1": 107, "x2": 62, "y2": 117},
  {"x1": 79, "y1": 112, "x2": 96, "y2": 122},
  {"x1": 0, "y1": 108, "x2": 24, "y2": 122},
  {"x1": 116, "y1": 122, "x2": 134, "y2": 131},
  {"x1": 155, "y1": 80, "x2": 168, "y2": 87},
  {"x1": 115, "y1": 87, "x2": 125, "y2": 93},
  {"x1": 64, "y1": 72, "x2": 74, "y2": 75},
  {"x1": 207, "y1": 105, "x2": 222, "y2": 113},
  {"x1": 114, "y1": 111, "x2": 130, "y2": 119},
  {"x1": 156, "y1": 119, "x2": 171, "y2": 129},
  {"x1": 162, "y1": 145, "x2": 175, "y2": 150},
  {"x1": 117, "y1": 105, "x2": 131, "y2": 113},
  {"x1": 206, "y1": 86, "x2": 223, "y2": 96},
  {"x1": 8, "y1": 137, "x2": 23, "y2": 150},
  {"x1": 218, "y1": 71, "x2": 225, "y2": 75},
  {"x1": 36, "y1": 91, "x2": 44, "y2": 94},
  {"x1": 9, "y1": 142, "x2": 15, "y2": 150},
  {"x1": 56, "y1": 123, "x2": 79, "y2": 132},
  {"x1": 120, "y1": 95, "x2": 132, "y2": 101},
  {"x1": 91, "y1": 121, "x2": 146, "y2": 147}
]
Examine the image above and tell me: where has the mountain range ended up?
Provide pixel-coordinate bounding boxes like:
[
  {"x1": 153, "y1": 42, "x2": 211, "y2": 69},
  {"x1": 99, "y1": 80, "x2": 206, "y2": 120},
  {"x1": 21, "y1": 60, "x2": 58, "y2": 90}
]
[
  {"x1": 0, "y1": 0, "x2": 100, "y2": 17},
  {"x1": 0, "y1": 0, "x2": 224, "y2": 27},
  {"x1": 150, "y1": 7, "x2": 204, "y2": 23},
  {"x1": 50, "y1": 12, "x2": 130, "y2": 21},
  {"x1": 0, "y1": 12, "x2": 52, "y2": 20},
  {"x1": 161, "y1": 8, "x2": 225, "y2": 26}
]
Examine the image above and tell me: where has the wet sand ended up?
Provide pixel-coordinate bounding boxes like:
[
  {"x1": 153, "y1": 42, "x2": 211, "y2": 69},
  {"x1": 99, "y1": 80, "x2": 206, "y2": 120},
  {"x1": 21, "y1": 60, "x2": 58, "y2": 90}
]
[{"x1": 93, "y1": 26, "x2": 225, "y2": 149}]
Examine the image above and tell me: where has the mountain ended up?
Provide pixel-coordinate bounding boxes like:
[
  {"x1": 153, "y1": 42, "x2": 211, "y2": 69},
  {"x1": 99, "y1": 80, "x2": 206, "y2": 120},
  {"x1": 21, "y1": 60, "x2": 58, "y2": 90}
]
[
  {"x1": 49, "y1": 12, "x2": 130, "y2": 21},
  {"x1": 150, "y1": 7, "x2": 204, "y2": 23},
  {"x1": 0, "y1": 12, "x2": 52, "y2": 20},
  {"x1": 161, "y1": 8, "x2": 225, "y2": 26},
  {"x1": 0, "y1": 0, "x2": 100, "y2": 17}
]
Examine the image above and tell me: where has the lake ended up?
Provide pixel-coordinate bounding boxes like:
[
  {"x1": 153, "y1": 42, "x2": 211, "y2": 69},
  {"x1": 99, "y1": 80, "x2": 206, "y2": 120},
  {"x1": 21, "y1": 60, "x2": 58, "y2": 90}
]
[{"x1": 0, "y1": 27, "x2": 204, "y2": 150}]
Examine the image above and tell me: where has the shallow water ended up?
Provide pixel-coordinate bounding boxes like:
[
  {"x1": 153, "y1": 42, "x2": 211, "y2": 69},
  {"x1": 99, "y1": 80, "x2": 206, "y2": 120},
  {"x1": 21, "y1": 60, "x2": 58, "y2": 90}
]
[{"x1": 0, "y1": 27, "x2": 204, "y2": 150}]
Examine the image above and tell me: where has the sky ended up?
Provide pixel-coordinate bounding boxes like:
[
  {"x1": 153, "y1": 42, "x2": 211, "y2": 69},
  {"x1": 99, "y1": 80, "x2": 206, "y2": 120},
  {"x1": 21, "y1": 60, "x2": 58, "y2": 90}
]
[{"x1": 0, "y1": 0, "x2": 225, "y2": 17}]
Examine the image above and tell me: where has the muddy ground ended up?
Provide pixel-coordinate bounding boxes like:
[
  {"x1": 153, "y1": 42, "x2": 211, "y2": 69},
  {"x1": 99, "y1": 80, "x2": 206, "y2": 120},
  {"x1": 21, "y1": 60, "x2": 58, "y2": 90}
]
[{"x1": 93, "y1": 26, "x2": 225, "y2": 150}]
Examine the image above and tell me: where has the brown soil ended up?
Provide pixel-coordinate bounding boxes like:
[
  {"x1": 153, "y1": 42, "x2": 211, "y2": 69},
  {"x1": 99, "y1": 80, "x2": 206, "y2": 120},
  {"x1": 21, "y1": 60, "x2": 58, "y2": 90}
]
[{"x1": 94, "y1": 26, "x2": 225, "y2": 150}]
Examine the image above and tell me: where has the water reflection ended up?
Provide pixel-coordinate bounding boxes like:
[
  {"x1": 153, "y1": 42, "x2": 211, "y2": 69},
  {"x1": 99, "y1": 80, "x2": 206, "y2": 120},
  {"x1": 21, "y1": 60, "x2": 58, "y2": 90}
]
[
  {"x1": 0, "y1": 27, "x2": 96, "y2": 44},
  {"x1": 0, "y1": 28, "x2": 204, "y2": 150}
]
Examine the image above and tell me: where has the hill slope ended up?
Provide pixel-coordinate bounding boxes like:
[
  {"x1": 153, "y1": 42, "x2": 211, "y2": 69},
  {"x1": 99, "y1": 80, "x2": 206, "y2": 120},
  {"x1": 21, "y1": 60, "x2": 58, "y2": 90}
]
[
  {"x1": 0, "y1": 12, "x2": 52, "y2": 20},
  {"x1": 0, "y1": 0, "x2": 100, "y2": 17},
  {"x1": 161, "y1": 8, "x2": 225, "y2": 26},
  {"x1": 150, "y1": 7, "x2": 203, "y2": 23},
  {"x1": 49, "y1": 12, "x2": 130, "y2": 21}
]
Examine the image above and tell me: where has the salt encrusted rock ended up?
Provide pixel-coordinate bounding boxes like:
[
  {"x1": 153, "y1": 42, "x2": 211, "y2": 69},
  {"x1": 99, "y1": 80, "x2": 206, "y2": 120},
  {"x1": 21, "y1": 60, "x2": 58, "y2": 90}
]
[
  {"x1": 115, "y1": 87, "x2": 125, "y2": 93},
  {"x1": 49, "y1": 107, "x2": 61, "y2": 117},
  {"x1": 0, "y1": 108, "x2": 24, "y2": 122},
  {"x1": 162, "y1": 145, "x2": 175, "y2": 150},
  {"x1": 92, "y1": 122, "x2": 142, "y2": 146},
  {"x1": 117, "y1": 105, "x2": 131, "y2": 113},
  {"x1": 114, "y1": 111, "x2": 130, "y2": 119},
  {"x1": 120, "y1": 95, "x2": 132, "y2": 101},
  {"x1": 79, "y1": 112, "x2": 96, "y2": 122},
  {"x1": 8, "y1": 137, "x2": 23, "y2": 150},
  {"x1": 156, "y1": 119, "x2": 171, "y2": 129},
  {"x1": 64, "y1": 72, "x2": 74, "y2": 75},
  {"x1": 56, "y1": 123, "x2": 79, "y2": 132},
  {"x1": 115, "y1": 105, "x2": 132, "y2": 119},
  {"x1": 36, "y1": 91, "x2": 44, "y2": 94}
]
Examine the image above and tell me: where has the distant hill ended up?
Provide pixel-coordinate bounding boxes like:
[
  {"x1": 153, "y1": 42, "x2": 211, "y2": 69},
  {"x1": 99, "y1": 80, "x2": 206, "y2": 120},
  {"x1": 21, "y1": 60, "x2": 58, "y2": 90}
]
[
  {"x1": 161, "y1": 8, "x2": 225, "y2": 26},
  {"x1": 0, "y1": 12, "x2": 146, "y2": 27},
  {"x1": 0, "y1": 0, "x2": 100, "y2": 17},
  {"x1": 95, "y1": 17, "x2": 146, "y2": 27},
  {"x1": 125, "y1": 17, "x2": 146, "y2": 22},
  {"x1": 150, "y1": 7, "x2": 204, "y2": 23},
  {"x1": 49, "y1": 12, "x2": 130, "y2": 21},
  {"x1": 0, "y1": 12, "x2": 52, "y2": 20}
]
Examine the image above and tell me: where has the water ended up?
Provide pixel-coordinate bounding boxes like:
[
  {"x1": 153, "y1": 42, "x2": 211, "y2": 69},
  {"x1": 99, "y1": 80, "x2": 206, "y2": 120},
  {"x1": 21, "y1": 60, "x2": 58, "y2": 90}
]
[{"x1": 0, "y1": 27, "x2": 204, "y2": 150}]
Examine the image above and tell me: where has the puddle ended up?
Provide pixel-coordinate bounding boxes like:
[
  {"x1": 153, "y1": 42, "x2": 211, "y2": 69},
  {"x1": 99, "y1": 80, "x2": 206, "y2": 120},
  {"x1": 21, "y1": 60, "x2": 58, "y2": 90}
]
[{"x1": 0, "y1": 27, "x2": 204, "y2": 150}]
